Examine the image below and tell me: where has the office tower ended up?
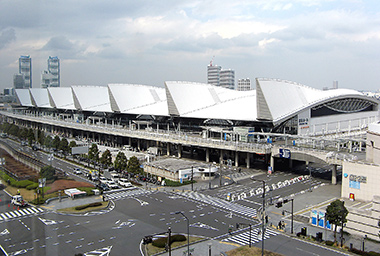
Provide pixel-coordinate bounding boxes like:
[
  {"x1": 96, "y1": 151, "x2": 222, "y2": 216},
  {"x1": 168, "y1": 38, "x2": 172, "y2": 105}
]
[
  {"x1": 333, "y1": 81, "x2": 338, "y2": 89},
  {"x1": 237, "y1": 78, "x2": 251, "y2": 91},
  {"x1": 220, "y1": 69, "x2": 235, "y2": 89},
  {"x1": 19, "y1": 55, "x2": 32, "y2": 88},
  {"x1": 41, "y1": 71, "x2": 54, "y2": 88},
  {"x1": 13, "y1": 74, "x2": 25, "y2": 89},
  {"x1": 48, "y1": 56, "x2": 60, "y2": 87},
  {"x1": 207, "y1": 64, "x2": 221, "y2": 86}
]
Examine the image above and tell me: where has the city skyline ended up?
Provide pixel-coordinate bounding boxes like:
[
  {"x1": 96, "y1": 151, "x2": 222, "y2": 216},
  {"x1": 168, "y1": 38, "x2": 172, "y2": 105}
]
[{"x1": 0, "y1": 0, "x2": 380, "y2": 91}]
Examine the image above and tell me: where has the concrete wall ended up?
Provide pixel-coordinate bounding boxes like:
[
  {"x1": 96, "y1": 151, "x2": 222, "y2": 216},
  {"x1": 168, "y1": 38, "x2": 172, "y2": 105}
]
[{"x1": 342, "y1": 161, "x2": 380, "y2": 202}]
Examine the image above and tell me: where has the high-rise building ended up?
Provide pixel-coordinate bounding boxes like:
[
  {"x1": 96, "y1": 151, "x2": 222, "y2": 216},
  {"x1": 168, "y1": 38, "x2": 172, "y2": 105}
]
[
  {"x1": 220, "y1": 69, "x2": 235, "y2": 89},
  {"x1": 207, "y1": 64, "x2": 221, "y2": 86},
  {"x1": 41, "y1": 71, "x2": 54, "y2": 88},
  {"x1": 13, "y1": 74, "x2": 25, "y2": 89},
  {"x1": 333, "y1": 81, "x2": 338, "y2": 89},
  {"x1": 48, "y1": 56, "x2": 60, "y2": 87},
  {"x1": 19, "y1": 55, "x2": 32, "y2": 88},
  {"x1": 207, "y1": 62, "x2": 235, "y2": 89},
  {"x1": 237, "y1": 78, "x2": 251, "y2": 91}
]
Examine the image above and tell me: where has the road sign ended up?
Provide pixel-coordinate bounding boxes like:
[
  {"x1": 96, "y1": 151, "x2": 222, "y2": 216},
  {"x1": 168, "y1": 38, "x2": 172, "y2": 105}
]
[{"x1": 279, "y1": 148, "x2": 291, "y2": 159}]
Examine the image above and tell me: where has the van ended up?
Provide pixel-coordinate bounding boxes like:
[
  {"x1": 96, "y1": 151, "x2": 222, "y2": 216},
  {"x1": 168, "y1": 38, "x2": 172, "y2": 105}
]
[{"x1": 11, "y1": 195, "x2": 28, "y2": 207}]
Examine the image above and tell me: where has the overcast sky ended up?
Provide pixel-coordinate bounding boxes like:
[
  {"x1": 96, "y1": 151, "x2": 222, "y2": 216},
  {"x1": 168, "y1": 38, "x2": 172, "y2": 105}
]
[{"x1": 1, "y1": 0, "x2": 380, "y2": 91}]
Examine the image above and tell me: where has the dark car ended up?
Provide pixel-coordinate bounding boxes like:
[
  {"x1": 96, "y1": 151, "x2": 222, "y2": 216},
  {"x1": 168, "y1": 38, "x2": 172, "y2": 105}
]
[{"x1": 99, "y1": 183, "x2": 110, "y2": 191}]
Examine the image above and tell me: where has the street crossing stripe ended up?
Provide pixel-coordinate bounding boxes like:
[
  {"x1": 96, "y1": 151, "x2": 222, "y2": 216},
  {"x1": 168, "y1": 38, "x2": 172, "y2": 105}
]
[{"x1": 0, "y1": 207, "x2": 44, "y2": 221}]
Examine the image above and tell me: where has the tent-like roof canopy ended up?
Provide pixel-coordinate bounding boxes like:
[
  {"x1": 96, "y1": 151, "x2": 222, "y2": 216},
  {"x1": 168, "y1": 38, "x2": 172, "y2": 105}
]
[
  {"x1": 29, "y1": 88, "x2": 51, "y2": 108},
  {"x1": 13, "y1": 79, "x2": 378, "y2": 126},
  {"x1": 165, "y1": 81, "x2": 256, "y2": 121},
  {"x1": 71, "y1": 85, "x2": 112, "y2": 112},
  {"x1": 48, "y1": 87, "x2": 76, "y2": 110},
  {"x1": 108, "y1": 83, "x2": 168, "y2": 116}
]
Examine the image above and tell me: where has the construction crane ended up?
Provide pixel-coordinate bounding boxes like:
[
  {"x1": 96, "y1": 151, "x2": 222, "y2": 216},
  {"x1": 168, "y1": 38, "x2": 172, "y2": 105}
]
[{"x1": 209, "y1": 56, "x2": 215, "y2": 66}]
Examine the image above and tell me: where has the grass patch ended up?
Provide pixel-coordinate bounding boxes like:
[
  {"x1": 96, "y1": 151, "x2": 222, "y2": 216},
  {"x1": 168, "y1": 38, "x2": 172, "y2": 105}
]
[
  {"x1": 5, "y1": 185, "x2": 51, "y2": 202},
  {"x1": 226, "y1": 245, "x2": 284, "y2": 256},
  {"x1": 57, "y1": 201, "x2": 109, "y2": 214},
  {"x1": 145, "y1": 236, "x2": 203, "y2": 255}
]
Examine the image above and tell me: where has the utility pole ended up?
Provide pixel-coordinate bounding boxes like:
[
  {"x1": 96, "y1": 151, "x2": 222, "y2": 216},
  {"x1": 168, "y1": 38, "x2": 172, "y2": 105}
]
[{"x1": 191, "y1": 166, "x2": 193, "y2": 191}]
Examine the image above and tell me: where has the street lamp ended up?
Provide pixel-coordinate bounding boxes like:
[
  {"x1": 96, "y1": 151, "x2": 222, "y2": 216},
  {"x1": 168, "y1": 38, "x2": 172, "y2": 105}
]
[
  {"x1": 175, "y1": 211, "x2": 190, "y2": 256},
  {"x1": 252, "y1": 178, "x2": 265, "y2": 256}
]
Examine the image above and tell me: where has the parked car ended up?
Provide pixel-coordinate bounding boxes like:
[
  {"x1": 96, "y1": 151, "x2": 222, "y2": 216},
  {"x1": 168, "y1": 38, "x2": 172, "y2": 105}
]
[
  {"x1": 118, "y1": 178, "x2": 133, "y2": 188},
  {"x1": 11, "y1": 195, "x2": 28, "y2": 207}
]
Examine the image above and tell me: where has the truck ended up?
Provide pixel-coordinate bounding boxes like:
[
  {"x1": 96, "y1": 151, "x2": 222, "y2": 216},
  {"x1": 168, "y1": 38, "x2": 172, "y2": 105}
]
[{"x1": 11, "y1": 195, "x2": 28, "y2": 207}]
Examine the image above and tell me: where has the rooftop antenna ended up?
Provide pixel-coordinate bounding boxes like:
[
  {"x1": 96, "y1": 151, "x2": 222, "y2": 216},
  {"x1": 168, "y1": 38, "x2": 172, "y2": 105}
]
[{"x1": 210, "y1": 56, "x2": 215, "y2": 66}]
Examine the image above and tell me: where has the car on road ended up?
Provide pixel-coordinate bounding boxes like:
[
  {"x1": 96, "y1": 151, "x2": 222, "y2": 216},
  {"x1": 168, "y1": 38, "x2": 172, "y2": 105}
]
[
  {"x1": 107, "y1": 181, "x2": 119, "y2": 190},
  {"x1": 118, "y1": 178, "x2": 133, "y2": 188},
  {"x1": 11, "y1": 195, "x2": 28, "y2": 207},
  {"x1": 98, "y1": 183, "x2": 110, "y2": 191},
  {"x1": 73, "y1": 168, "x2": 82, "y2": 175}
]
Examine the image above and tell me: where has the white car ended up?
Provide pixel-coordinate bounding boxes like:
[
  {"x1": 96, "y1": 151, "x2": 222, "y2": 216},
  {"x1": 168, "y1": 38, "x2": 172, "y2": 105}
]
[
  {"x1": 73, "y1": 168, "x2": 82, "y2": 175},
  {"x1": 11, "y1": 195, "x2": 28, "y2": 207},
  {"x1": 118, "y1": 178, "x2": 133, "y2": 188},
  {"x1": 107, "y1": 181, "x2": 119, "y2": 190}
]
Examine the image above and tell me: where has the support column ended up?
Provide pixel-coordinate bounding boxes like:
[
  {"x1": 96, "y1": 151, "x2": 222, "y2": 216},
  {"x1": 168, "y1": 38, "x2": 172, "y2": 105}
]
[
  {"x1": 178, "y1": 144, "x2": 182, "y2": 158},
  {"x1": 289, "y1": 159, "x2": 293, "y2": 169},
  {"x1": 246, "y1": 152, "x2": 250, "y2": 169},
  {"x1": 235, "y1": 151, "x2": 239, "y2": 167},
  {"x1": 137, "y1": 139, "x2": 141, "y2": 151},
  {"x1": 331, "y1": 165, "x2": 337, "y2": 185},
  {"x1": 219, "y1": 149, "x2": 224, "y2": 164},
  {"x1": 206, "y1": 148, "x2": 210, "y2": 163},
  {"x1": 270, "y1": 156, "x2": 274, "y2": 172},
  {"x1": 167, "y1": 143, "x2": 170, "y2": 156},
  {"x1": 128, "y1": 137, "x2": 132, "y2": 146}
]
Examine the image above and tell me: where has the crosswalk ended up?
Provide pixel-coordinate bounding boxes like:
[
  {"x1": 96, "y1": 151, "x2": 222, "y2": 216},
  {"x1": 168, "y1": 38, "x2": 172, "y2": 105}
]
[
  {"x1": 222, "y1": 228, "x2": 278, "y2": 245},
  {"x1": 0, "y1": 207, "x2": 44, "y2": 221},
  {"x1": 175, "y1": 191, "x2": 257, "y2": 219},
  {"x1": 103, "y1": 188, "x2": 152, "y2": 201}
]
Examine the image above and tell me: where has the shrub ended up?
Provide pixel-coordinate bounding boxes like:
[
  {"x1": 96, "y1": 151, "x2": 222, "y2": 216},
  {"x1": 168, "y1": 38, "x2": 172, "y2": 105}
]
[
  {"x1": 16, "y1": 180, "x2": 34, "y2": 188},
  {"x1": 350, "y1": 248, "x2": 380, "y2": 256},
  {"x1": 325, "y1": 240, "x2": 334, "y2": 246},
  {"x1": 26, "y1": 183, "x2": 38, "y2": 190},
  {"x1": 75, "y1": 202, "x2": 102, "y2": 211},
  {"x1": 152, "y1": 234, "x2": 187, "y2": 248}
]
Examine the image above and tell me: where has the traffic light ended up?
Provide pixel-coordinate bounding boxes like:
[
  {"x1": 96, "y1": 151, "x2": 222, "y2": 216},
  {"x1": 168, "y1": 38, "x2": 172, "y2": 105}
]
[{"x1": 275, "y1": 201, "x2": 283, "y2": 208}]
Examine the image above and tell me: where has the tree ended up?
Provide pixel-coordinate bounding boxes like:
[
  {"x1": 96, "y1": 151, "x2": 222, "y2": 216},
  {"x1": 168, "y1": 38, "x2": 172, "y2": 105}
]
[
  {"x1": 100, "y1": 149, "x2": 112, "y2": 168},
  {"x1": 40, "y1": 165, "x2": 56, "y2": 181},
  {"x1": 59, "y1": 138, "x2": 70, "y2": 155},
  {"x1": 88, "y1": 143, "x2": 99, "y2": 167},
  {"x1": 326, "y1": 199, "x2": 348, "y2": 243},
  {"x1": 127, "y1": 156, "x2": 142, "y2": 174},
  {"x1": 53, "y1": 135, "x2": 61, "y2": 150},
  {"x1": 114, "y1": 151, "x2": 127, "y2": 171},
  {"x1": 44, "y1": 135, "x2": 53, "y2": 149},
  {"x1": 20, "y1": 128, "x2": 28, "y2": 141},
  {"x1": 27, "y1": 128, "x2": 35, "y2": 146},
  {"x1": 37, "y1": 130, "x2": 45, "y2": 145},
  {"x1": 69, "y1": 140, "x2": 77, "y2": 150}
]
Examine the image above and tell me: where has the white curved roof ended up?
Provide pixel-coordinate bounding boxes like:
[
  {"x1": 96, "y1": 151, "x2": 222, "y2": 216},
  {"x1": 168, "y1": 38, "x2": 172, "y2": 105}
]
[
  {"x1": 165, "y1": 81, "x2": 256, "y2": 121},
  {"x1": 29, "y1": 88, "x2": 51, "y2": 108},
  {"x1": 71, "y1": 85, "x2": 112, "y2": 112},
  {"x1": 108, "y1": 84, "x2": 168, "y2": 116},
  {"x1": 256, "y1": 78, "x2": 371, "y2": 124},
  {"x1": 48, "y1": 87, "x2": 76, "y2": 110},
  {"x1": 15, "y1": 89, "x2": 33, "y2": 107}
]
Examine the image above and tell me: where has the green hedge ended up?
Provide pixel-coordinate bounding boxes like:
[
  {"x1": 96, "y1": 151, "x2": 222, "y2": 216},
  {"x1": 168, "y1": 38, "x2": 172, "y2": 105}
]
[
  {"x1": 325, "y1": 240, "x2": 334, "y2": 246},
  {"x1": 152, "y1": 234, "x2": 186, "y2": 248},
  {"x1": 75, "y1": 202, "x2": 102, "y2": 211},
  {"x1": 26, "y1": 183, "x2": 38, "y2": 190},
  {"x1": 164, "y1": 179, "x2": 195, "y2": 187}
]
